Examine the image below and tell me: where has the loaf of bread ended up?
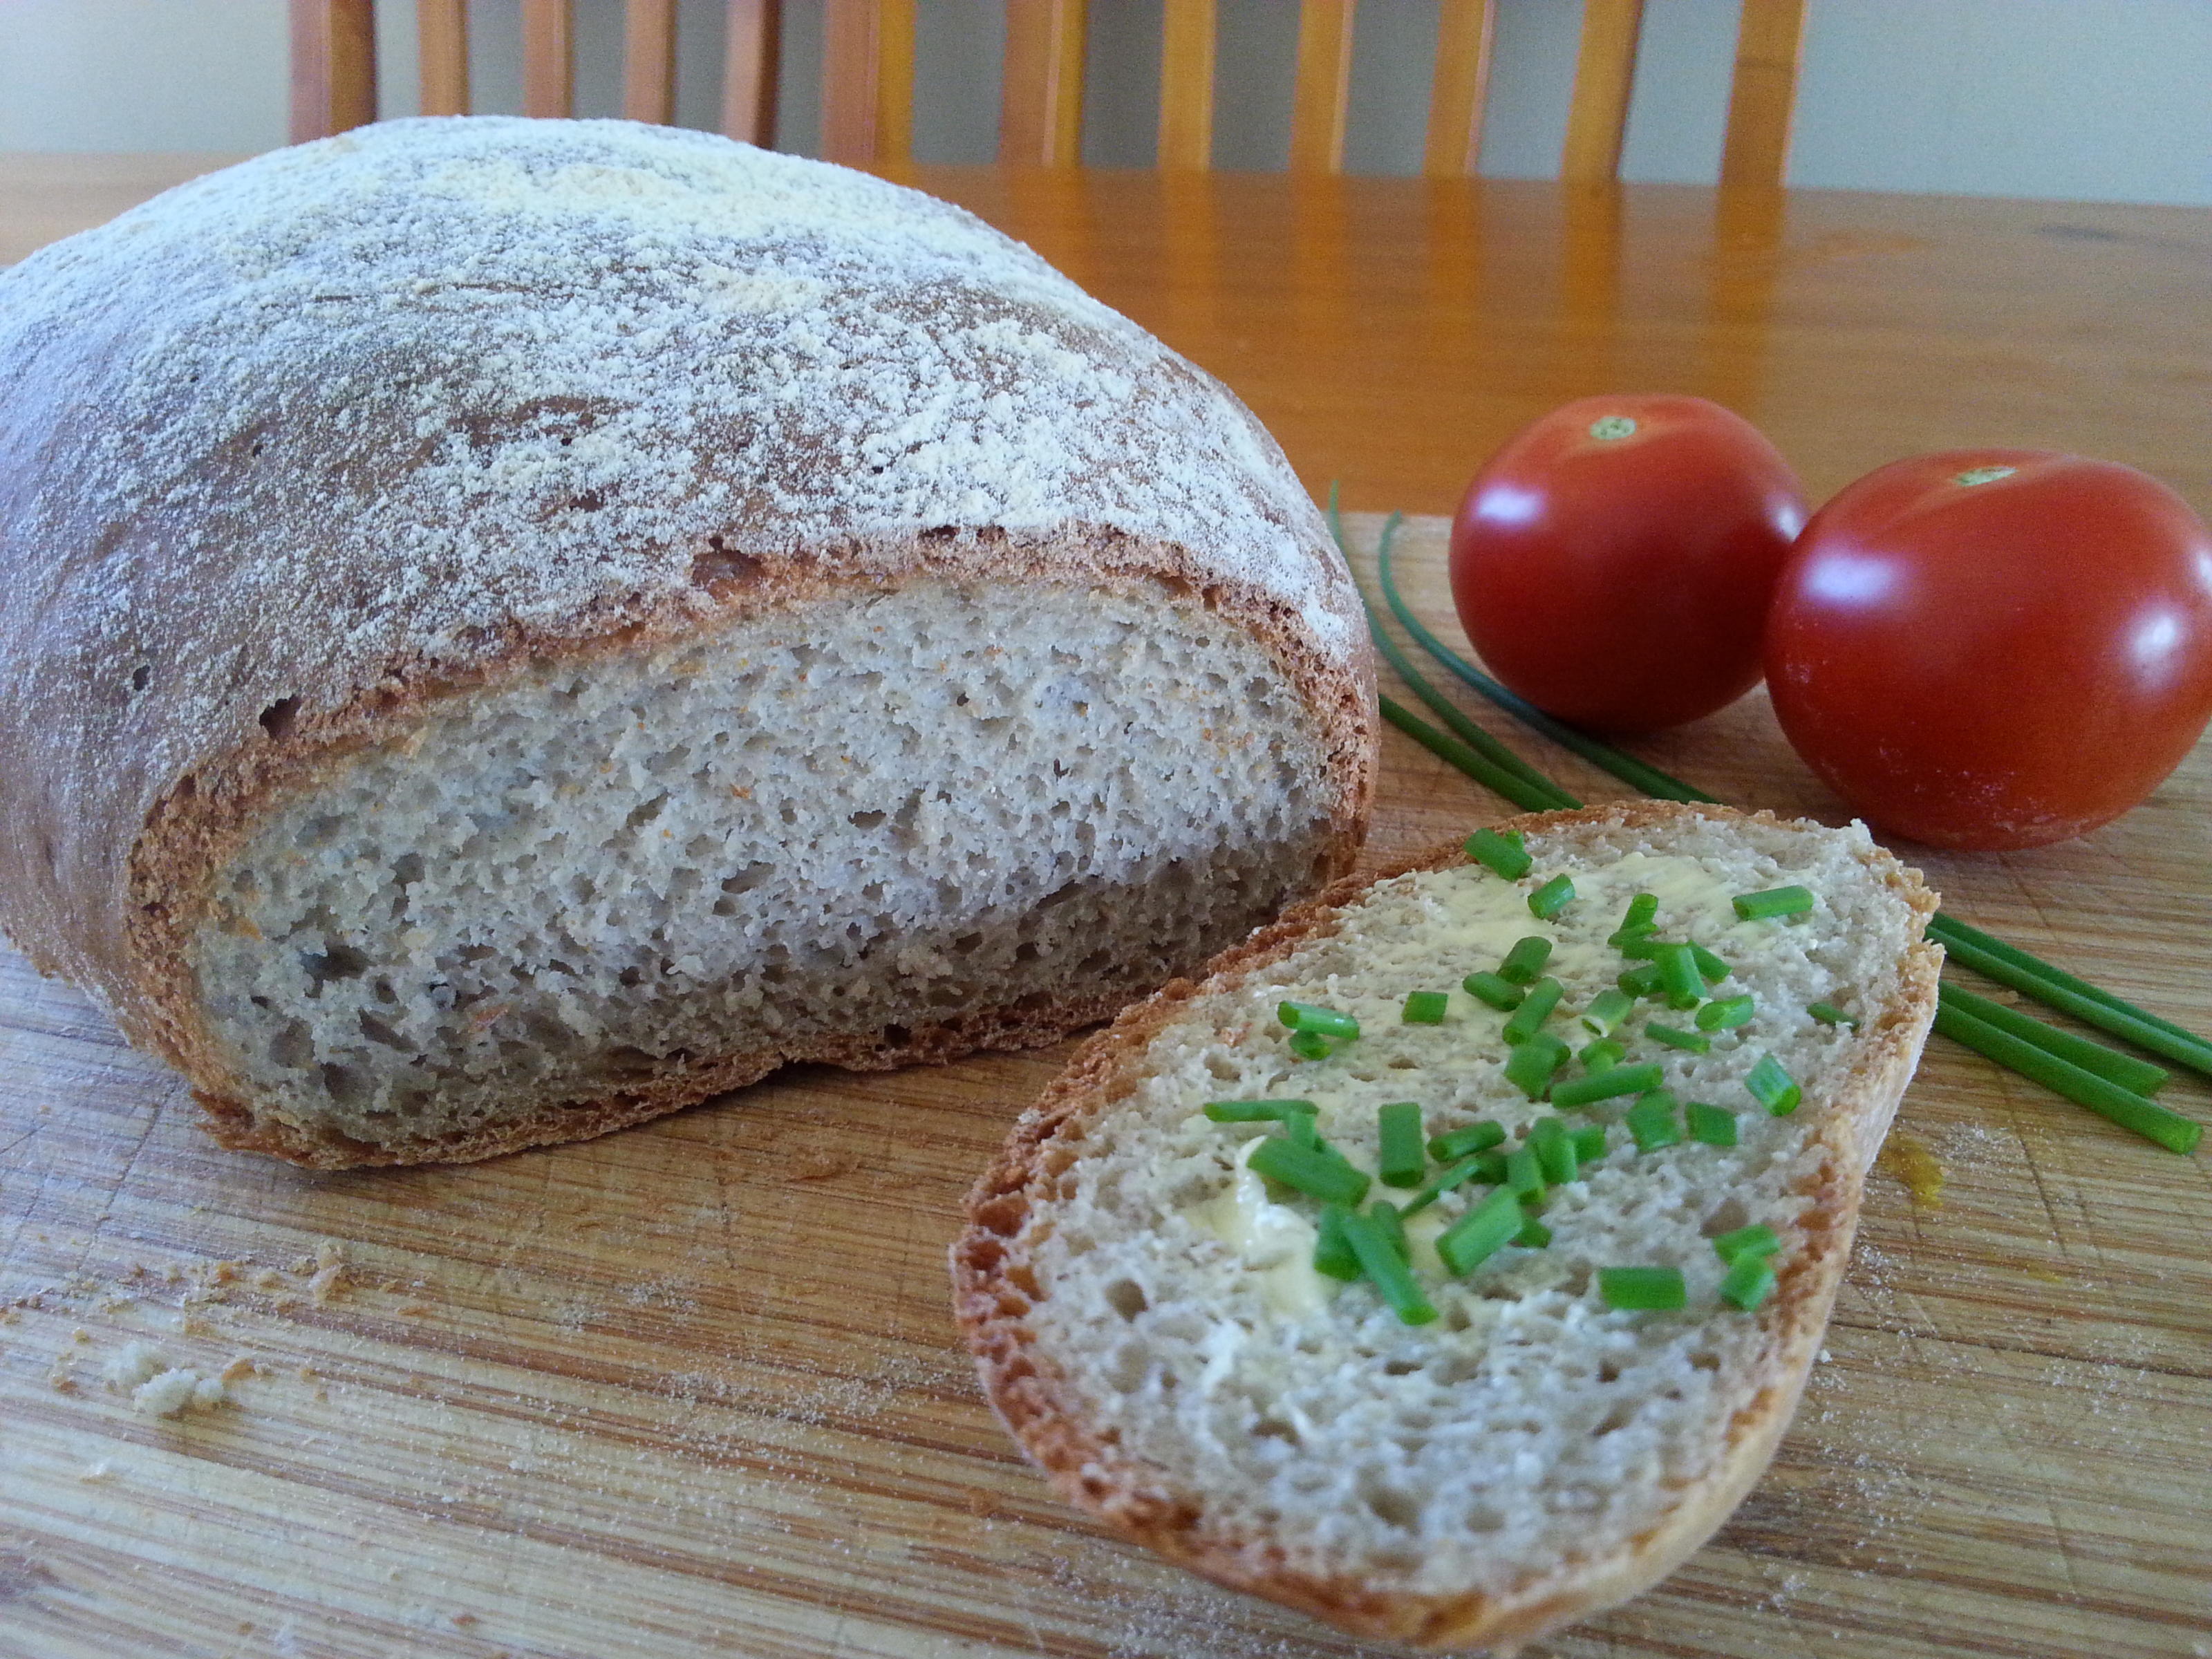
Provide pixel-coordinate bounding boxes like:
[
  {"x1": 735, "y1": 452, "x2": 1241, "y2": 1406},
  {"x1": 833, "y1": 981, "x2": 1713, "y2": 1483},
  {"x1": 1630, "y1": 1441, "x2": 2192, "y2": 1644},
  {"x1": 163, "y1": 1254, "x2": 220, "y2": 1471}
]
[
  {"x1": 954, "y1": 803, "x2": 1938, "y2": 1651},
  {"x1": 0, "y1": 118, "x2": 1374, "y2": 1168}
]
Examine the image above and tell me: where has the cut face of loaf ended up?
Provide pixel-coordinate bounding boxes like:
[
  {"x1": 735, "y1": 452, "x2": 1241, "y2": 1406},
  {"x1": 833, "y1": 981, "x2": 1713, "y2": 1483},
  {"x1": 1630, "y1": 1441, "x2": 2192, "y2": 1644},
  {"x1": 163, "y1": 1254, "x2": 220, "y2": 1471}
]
[
  {"x1": 185, "y1": 579, "x2": 1350, "y2": 1163},
  {"x1": 954, "y1": 804, "x2": 1940, "y2": 1652}
]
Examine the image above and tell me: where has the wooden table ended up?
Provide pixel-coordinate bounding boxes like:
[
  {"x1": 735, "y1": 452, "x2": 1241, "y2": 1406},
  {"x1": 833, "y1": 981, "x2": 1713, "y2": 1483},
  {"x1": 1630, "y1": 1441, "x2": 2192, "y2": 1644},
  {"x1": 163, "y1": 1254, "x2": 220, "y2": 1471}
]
[{"x1": 3, "y1": 156, "x2": 2209, "y2": 1659}]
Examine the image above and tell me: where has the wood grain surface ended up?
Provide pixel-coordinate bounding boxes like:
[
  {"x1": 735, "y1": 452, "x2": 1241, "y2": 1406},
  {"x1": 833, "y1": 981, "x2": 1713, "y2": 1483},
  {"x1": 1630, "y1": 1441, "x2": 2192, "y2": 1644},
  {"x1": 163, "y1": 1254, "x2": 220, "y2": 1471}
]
[{"x1": 3, "y1": 159, "x2": 2211, "y2": 1659}]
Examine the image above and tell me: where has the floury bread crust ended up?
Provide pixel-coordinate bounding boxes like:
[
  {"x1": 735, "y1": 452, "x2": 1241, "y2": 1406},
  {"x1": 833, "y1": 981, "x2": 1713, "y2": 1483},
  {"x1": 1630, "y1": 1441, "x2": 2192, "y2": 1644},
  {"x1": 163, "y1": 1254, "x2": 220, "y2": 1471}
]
[
  {"x1": 0, "y1": 118, "x2": 1374, "y2": 1167},
  {"x1": 953, "y1": 804, "x2": 1940, "y2": 1651}
]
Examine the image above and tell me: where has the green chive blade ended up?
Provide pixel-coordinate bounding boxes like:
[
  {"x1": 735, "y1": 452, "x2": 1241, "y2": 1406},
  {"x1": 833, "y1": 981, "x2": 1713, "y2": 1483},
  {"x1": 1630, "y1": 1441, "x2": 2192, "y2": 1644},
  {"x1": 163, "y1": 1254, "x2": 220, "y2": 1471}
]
[
  {"x1": 1377, "y1": 1100, "x2": 1428, "y2": 1188},
  {"x1": 1465, "y1": 827, "x2": 1534, "y2": 880},
  {"x1": 1341, "y1": 1208, "x2": 1438, "y2": 1324},
  {"x1": 1745, "y1": 1054, "x2": 1802, "y2": 1116},
  {"x1": 1436, "y1": 1187, "x2": 1523, "y2": 1276},
  {"x1": 1499, "y1": 935, "x2": 1553, "y2": 986},
  {"x1": 1313, "y1": 1201, "x2": 1362, "y2": 1280},
  {"x1": 1719, "y1": 1255, "x2": 1777, "y2": 1311},
  {"x1": 1599, "y1": 1266, "x2": 1687, "y2": 1311},
  {"x1": 1734, "y1": 885, "x2": 1815, "y2": 921},
  {"x1": 1647, "y1": 1022, "x2": 1712, "y2": 1055},
  {"x1": 1402, "y1": 990, "x2": 1451, "y2": 1025},
  {"x1": 1502, "y1": 977, "x2": 1566, "y2": 1045},
  {"x1": 1461, "y1": 971, "x2": 1525, "y2": 1012},
  {"x1": 1685, "y1": 1102, "x2": 1738, "y2": 1146},
  {"x1": 1279, "y1": 1000, "x2": 1359, "y2": 1039},
  {"x1": 1550, "y1": 1061, "x2": 1665, "y2": 1109},
  {"x1": 1248, "y1": 1136, "x2": 1371, "y2": 1205},
  {"x1": 1626, "y1": 1087, "x2": 1685, "y2": 1153},
  {"x1": 1938, "y1": 982, "x2": 2170, "y2": 1097},
  {"x1": 1712, "y1": 1223, "x2": 1781, "y2": 1265},
  {"x1": 1933, "y1": 1002, "x2": 2202, "y2": 1156},
  {"x1": 1203, "y1": 1099, "x2": 1318, "y2": 1124},
  {"x1": 1528, "y1": 874, "x2": 1577, "y2": 921},
  {"x1": 1696, "y1": 993, "x2": 1756, "y2": 1032}
]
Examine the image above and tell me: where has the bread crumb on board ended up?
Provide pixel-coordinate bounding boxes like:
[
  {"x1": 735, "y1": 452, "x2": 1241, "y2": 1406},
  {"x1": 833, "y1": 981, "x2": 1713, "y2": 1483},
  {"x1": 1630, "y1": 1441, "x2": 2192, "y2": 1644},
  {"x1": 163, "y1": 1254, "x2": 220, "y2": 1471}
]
[{"x1": 99, "y1": 1339, "x2": 252, "y2": 1418}]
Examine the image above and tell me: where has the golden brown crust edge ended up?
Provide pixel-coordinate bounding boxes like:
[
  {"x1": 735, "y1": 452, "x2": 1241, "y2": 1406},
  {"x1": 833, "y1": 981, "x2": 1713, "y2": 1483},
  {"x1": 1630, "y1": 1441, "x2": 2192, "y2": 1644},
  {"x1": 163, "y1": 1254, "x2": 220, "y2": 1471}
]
[{"x1": 950, "y1": 800, "x2": 1940, "y2": 1653}]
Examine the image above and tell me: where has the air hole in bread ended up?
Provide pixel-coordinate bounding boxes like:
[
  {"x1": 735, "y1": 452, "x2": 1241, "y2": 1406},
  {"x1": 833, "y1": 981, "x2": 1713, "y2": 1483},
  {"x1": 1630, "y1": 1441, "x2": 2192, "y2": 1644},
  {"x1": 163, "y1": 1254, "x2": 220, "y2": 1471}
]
[
  {"x1": 1104, "y1": 1279, "x2": 1149, "y2": 1322},
  {"x1": 1700, "y1": 1197, "x2": 1751, "y2": 1237},
  {"x1": 1360, "y1": 1479, "x2": 1422, "y2": 1531},
  {"x1": 131, "y1": 664, "x2": 151, "y2": 692},
  {"x1": 258, "y1": 697, "x2": 300, "y2": 741}
]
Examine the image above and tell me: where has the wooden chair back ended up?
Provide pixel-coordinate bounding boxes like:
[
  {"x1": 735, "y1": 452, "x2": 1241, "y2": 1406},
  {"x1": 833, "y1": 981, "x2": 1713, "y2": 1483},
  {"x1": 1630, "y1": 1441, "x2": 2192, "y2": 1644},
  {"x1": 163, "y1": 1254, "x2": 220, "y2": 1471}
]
[{"x1": 289, "y1": 0, "x2": 1807, "y2": 188}]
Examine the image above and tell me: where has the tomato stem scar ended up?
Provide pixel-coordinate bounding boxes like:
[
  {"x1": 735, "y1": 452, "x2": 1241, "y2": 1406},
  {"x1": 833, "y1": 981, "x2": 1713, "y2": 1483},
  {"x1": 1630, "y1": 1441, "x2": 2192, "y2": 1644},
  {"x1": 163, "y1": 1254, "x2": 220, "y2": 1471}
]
[{"x1": 1588, "y1": 415, "x2": 1638, "y2": 440}]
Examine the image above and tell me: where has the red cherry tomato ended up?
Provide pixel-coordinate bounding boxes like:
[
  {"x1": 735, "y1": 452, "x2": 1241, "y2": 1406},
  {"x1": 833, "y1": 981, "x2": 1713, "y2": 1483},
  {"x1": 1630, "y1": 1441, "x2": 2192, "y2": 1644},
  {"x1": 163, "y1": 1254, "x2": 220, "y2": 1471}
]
[
  {"x1": 1448, "y1": 395, "x2": 1806, "y2": 733},
  {"x1": 1765, "y1": 450, "x2": 2212, "y2": 850}
]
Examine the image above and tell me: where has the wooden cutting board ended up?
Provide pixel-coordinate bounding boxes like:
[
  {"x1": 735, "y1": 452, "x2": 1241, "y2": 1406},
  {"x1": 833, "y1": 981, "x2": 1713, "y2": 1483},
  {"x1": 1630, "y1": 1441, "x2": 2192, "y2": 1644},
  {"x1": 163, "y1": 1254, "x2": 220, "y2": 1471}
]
[{"x1": 3, "y1": 514, "x2": 2207, "y2": 1659}]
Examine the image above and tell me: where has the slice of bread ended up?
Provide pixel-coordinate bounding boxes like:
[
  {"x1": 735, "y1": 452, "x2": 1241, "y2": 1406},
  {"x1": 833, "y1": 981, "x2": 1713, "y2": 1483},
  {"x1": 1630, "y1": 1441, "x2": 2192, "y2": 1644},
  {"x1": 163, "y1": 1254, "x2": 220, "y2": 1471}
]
[{"x1": 953, "y1": 802, "x2": 1939, "y2": 1652}]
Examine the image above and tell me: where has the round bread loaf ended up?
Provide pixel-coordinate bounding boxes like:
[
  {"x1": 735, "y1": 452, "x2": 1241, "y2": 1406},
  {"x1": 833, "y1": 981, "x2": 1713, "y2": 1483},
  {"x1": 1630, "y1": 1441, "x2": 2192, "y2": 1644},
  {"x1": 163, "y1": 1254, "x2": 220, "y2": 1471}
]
[{"x1": 0, "y1": 118, "x2": 1374, "y2": 1168}]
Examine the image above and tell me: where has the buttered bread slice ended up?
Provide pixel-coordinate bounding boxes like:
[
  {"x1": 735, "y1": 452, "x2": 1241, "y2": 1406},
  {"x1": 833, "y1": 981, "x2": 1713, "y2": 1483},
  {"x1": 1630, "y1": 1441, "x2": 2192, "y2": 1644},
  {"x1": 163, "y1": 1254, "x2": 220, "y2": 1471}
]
[{"x1": 953, "y1": 803, "x2": 1939, "y2": 1652}]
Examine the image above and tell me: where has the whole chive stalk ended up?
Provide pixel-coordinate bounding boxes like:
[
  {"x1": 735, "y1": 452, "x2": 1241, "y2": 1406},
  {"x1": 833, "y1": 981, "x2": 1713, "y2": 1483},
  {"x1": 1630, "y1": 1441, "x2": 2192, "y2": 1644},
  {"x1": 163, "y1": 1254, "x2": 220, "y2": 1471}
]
[
  {"x1": 1504, "y1": 1033, "x2": 1570, "y2": 1099},
  {"x1": 1377, "y1": 1101, "x2": 1428, "y2": 1187},
  {"x1": 1381, "y1": 694, "x2": 1571, "y2": 813},
  {"x1": 1654, "y1": 942, "x2": 1704, "y2": 1009},
  {"x1": 1599, "y1": 1266, "x2": 1687, "y2": 1311},
  {"x1": 1745, "y1": 1054, "x2": 1802, "y2": 1115},
  {"x1": 1627, "y1": 1088, "x2": 1685, "y2": 1152},
  {"x1": 1288, "y1": 1029, "x2": 1335, "y2": 1061},
  {"x1": 1931, "y1": 921, "x2": 2212, "y2": 1081},
  {"x1": 1402, "y1": 1152, "x2": 1492, "y2": 1217},
  {"x1": 1313, "y1": 1201, "x2": 1362, "y2": 1280},
  {"x1": 1647, "y1": 1022, "x2": 1711, "y2": 1055},
  {"x1": 1279, "y1": 1000, "x2": 1359, "y2": 1039},
  {"x1": 1618, "y1": 962, "x2": 1664, "y2": 998},
  {"x1": 1204, "y1": 1100, "x2": 1318, "y2": 1125},
  {"x1": 1402, "y1": 990, "x2": 1450, "y2": 1024},
  {"x1": 1933, "y1": 1001, "x2": 2202, "y2": 1155},
  {"x1": 1436, "y1": 1187, "x2": 1524, "y2": 1275},
  {"x1": 1551, "y1": 1061, "x2": 1665, "y2": 1109},
  {"x1": 1712, "y1": 1223, "x2": 1781, "y2": 1265},
  {"x1": 1462, "y1": 971, "x2": 1525, "y2": 1012},
  {"x1": 1578, "y1": 1037, "x2": 1627, "y2": 1073},
  {"x1": 1499, "y1": 935, "x2": 1553, "y2": 986},
  {"x1": 1529, "y1": 1115, "x2": 1578, "y2": 1184},
  {"x1": 1734, "y1": 885, "x2": 1815, "y2": 921},
  {"x1": 1685, "y1": 1101, "x2": 1738, "y2": 1146},
  {"x1": 1580, "y1": 988, "x2": 1635, "y2": 1038},
  {"x1": 1503, "y1": 977, "x2": 1565, "y2": 1044},
  {"x1": 1430, "y1": 1120, "x2": 1507, "y2": 1162},
  {"x1": 1341, "y1": 1208, "x2": 1438, "y2": 1324},
  {"x1": 1248, "y1": 1137, "x2": 1371, "y2": 1204},
  {"x1": 1808, "y1": 1000, "x2": 1859, "y2": 1029},
  {"x1": 1719, "y1": 1255, "x2": 1777, "y2": 1311},
  {"x1": 1528, "y1": 874, "x2": 1576, "y2": 921},
  {"x1": 1938, "y1": 983, "x2": 2168, "y2": 1096},
  {"x1": 1466, "y1": 826, "x2": 1535, "y2": 880},
  {"x1": 1691, "y1": 944, "x2": 1732, "y2": 984},
  {"x1": 1570, "y1": 1123, "x2": 1609, "y2": 1162},
  {"x1": 1928, "y1": 912, "x2": 2212, "y2": 1062},
  {"x1": 1696, "y1": 993, "x2": 1756, "y2": 1032}
]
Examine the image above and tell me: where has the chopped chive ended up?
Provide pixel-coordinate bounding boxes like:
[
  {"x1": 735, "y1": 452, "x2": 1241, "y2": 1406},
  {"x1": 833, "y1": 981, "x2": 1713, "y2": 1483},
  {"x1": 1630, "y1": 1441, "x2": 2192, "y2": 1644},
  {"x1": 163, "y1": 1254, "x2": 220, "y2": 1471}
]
[
  {"x1": 1504, "y1": 1145, "x2": 1546, "y2": 1206},
  {"x1": 1529, "y1": 1116, "x2": 1578, "y2": 1184},
  {"x1": 1528, "y1": 874, "x2": 1577, "y2": 920},
  {"x1": 1461, "y1": 971, "x2": 1525, "y2": 1012},
  {"x1": 1401, "y1": 1152, "x2": 1491, "y2": 1217},
  {"x1": 1436, "y1": 1187, "x2": 1523, "y2": 1275},
  {"x1": 1313, "y1": 1201, "x2": 1362, "y2": 1280},
  {"x1": 1340, "y1": 1208, "x2": 1437, "y2": 1325},
  {"x1": 1599, "y1": 1266, "x2": 1686, "y2": 1311},
  {"x1": 1712, "y1": 1223, "x2": 1781, "y2": 1265},
  {"x1": 1204, "y1": 1099, "x2": 1318, "y2": 1125},
  {"x1": 1933, "y1": 1001, "x2": 2202, "y2": 1155},
  {"x1": 1937, "y1": 984, "x2": 2168, "y2": 1096},
  {"x1": 1691, "y1": 944, "x2": 1732, "y2": 984},
  {"x1": 1513, "y1": 1215, "x2": 1553, "y2": 1248},
  {"x1": 1733, "y1": 885, "x2": 1815, "y2": 921},
  {"x1": 1503, "y1": 977, "x2": 1566, "y2": 1044},
  {"x1": 1618, "y1": 963, "x2": 1664, "y2": 997},
  {"x1": 1288, "y1": 1029, "x2": 1335, "y2": 1061},
  {"x1": 1550, "y1": 1061, "x2": 1664, "y2": 1109},
  {"x1": 1470, "y1": 1148, "x2": 1512, "y2": 1186},
  {"x1": 1279, "y1": 1000, "x2": 1359, "y2": 1038},
  {"x1": 1378, "y1": 1101, "x2": 1428, "y2": 1187},
  {"x1": 1577, "y1": 1037, "x2": 1627, "y2": 1074},
  {"x1": 1402, "y1": 990, "x2": 1451, "y2": 1025},
  {"x1": 1745, "y1": 1054, "x2": 1802, "y2": 1115},
  {"x1": 1626, "y1": 1088, "x2": 1685, "y2": 1152},
  {"x1": 1570, "y1": 1123, "x2": 1609, "y2": 1163},
  {"x1": 1718, "y1": 1254, "x2": 1777, "y2": 1311},
  {"x1": 1808, "y1": 1000, "x2": 1859, "y2": 1029},
  {"x1": 1369, "y1": 1198, "x2": 1412, "y2": 1262},
  {"x1": 1614, "y1": 932, "x2": 1667, "y2": 960},
  {"x1": 1621, "y1": 893, "x2": 1658, "y2": 931},
  {"x1": 1647, "y1": 1022, "x2": 1712, "y2": 1055},
  {"x1": 1465, "y1": 827, "x2": 1534, "y2": 880},
  {"x1": 1504, "y1": 1033, "x2": 1571, "y2": 1098},
  {"x1": 1580, "y1": 988, "x2": 1635, "y2": 1038},
  {"x1": 1429, "y1": 1120, "x2": 1507, "y2": 1162},
  {"x1": 1499, "y1": 935, "x2": 1553, "y2": 986},
  {"x1": 1696, "y1": 993, "x2": 1756, "y2": 1032},
  {"x1": 1654, "y1": 942, "x2": 1703, "y2": 1009},
  {"x1": 1248, "y1": 1136, "x2": 1371, "y2": 1205},
  {"x1": 1685, "y1": 1102, "x2": 1738, "y2": 1146},
  {"x1": 1284, "y1": 1110, "x2": 1320, "y2": 1147}
]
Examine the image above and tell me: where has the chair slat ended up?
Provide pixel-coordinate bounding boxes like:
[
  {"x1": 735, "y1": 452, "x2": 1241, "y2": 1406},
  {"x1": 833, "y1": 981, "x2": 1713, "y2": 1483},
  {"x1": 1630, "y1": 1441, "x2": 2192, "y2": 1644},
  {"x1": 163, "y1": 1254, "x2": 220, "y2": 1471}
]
[
  {"x1": 416, "y1": 0, "x2": 469, "y2": 117},
  {"x1": 288, "y1": 0, "x2": 377, "y2": 142},
  {"x1": 1001, "y1": 0, "x2": 1088, "y2": 166},
  {"x1": 1560, "y1": 0, "x2": 1644, "y2": 183},
  {"x1": 1158, "y1": 0, "x2": 1217, "y2": 170},
  {"x1": 1719, "y1": 0, "x2": 1806, "y2": 187},
  {"x1": 1288, "y1": 0, "x2": 1356, "y2": 175},
  {"x1": 1423, "y1": 0, "x2": 1493, "y2": 178},
  {"x1": 722, "y1": 0, "x2": 782, "y2": 145},
  {"x1": 521, "y1": 0, "x2": 575, "y2": 118},
  {"x1": 623, "y1": 0, "x2": 679, "y2": 124},
  {"x1": 822, "y1": 0, "x2": 915, "y2": 165}
]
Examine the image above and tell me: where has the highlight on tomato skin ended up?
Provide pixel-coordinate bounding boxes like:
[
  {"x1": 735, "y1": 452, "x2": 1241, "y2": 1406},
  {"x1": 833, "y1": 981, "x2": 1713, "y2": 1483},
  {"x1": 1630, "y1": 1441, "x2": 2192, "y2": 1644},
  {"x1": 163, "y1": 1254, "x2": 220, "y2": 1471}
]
[
  {"x1": 1765, "y1": 449, "x2": 2212, "y2": 851},
  {"x1": 1447, "y1": 395, "x2": 1807, "y2": 735}
]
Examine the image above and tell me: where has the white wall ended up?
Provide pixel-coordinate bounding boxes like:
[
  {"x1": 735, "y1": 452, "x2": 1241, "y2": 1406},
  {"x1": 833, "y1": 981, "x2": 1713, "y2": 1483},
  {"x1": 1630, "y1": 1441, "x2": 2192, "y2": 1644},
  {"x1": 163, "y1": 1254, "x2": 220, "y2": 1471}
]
[{"x1": 4, "y1": 0, "x2": 2209, "y2": 205}]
